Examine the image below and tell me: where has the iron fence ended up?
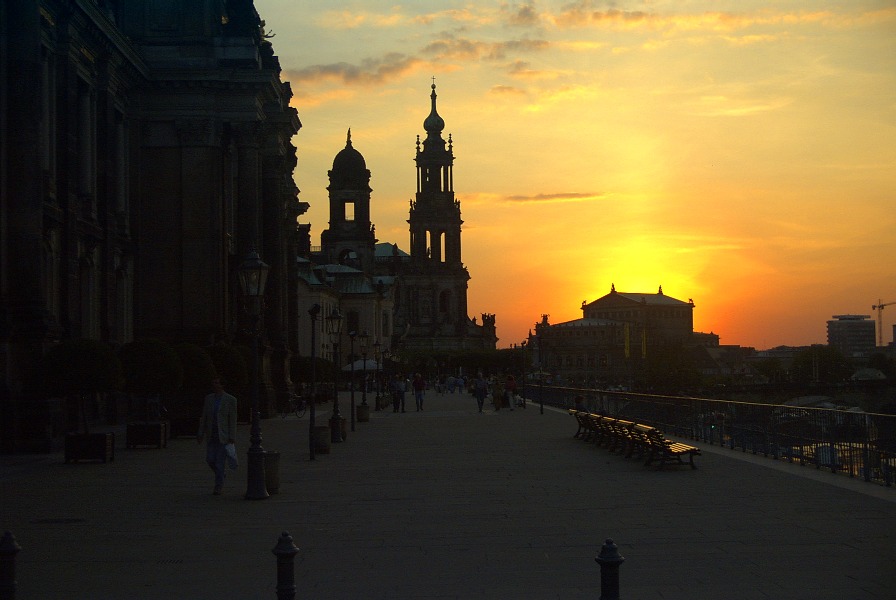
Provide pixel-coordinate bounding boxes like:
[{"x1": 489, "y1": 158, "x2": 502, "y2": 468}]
[{"x1": 531, "y1": 383, "x2": 896, "y2": 487}]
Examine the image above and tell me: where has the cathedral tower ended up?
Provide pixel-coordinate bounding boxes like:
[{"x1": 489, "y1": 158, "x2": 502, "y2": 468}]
[
  {"x1": 320, "y1": 129, "x2": 377, "y2": 271},
  {"x1": 397, "y1": 84, "x2": 474, "y2": 344}
]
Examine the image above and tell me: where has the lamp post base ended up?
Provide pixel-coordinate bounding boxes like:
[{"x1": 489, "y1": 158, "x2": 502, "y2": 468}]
[{"x1": 245, "y1": 447, "x2": 269, "y2": 500}]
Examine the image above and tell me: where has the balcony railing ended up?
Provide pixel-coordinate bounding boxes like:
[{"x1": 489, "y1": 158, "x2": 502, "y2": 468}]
[{"x1": 530, "y1": 384, "x2": 896, "y2": 488}]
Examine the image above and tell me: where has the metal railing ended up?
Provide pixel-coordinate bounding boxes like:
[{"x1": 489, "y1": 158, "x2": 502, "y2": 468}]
[{"x1": 530, "y1": 383, "x2": 896, "y2": 487}]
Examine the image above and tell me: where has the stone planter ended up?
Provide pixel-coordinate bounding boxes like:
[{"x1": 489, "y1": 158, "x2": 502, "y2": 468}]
[{"x1": 65, "y1": 432, "x2": 115, "y2": 463}]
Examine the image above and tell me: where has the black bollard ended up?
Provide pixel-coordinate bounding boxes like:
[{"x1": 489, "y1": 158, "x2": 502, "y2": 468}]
[
  {"x1": 595, "y1": 538, "x2": 625, "y2": 600},
  {"x1": 0, "y1": 531, "x2": 21, "y2": 600},
  {"x1": 272, "y1": 531, "x2": 299, "y2": 600}
]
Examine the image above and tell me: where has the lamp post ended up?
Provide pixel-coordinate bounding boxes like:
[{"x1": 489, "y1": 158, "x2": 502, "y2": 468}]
[
  {"x1": 348, "y1": 330, "x2": 356, "y2": 433},
  {"x1": 520, "y1": 340, "x2": 528, "y2": 408},
  {"x1": 359, "y1": 331, "x2": 369, "y2": 408},
  {"x1": 325, "y1": 308, "x2": 344, "y2": 443},
  {"x1": 238, "y1": 248, "x2": 270, "y2": 500},
  {"x1": 307, "y1": 304, "x2": 320, "y2": 460},
  {"x1": 373, "y1": 340, "x2": 382, "y2": 410}
]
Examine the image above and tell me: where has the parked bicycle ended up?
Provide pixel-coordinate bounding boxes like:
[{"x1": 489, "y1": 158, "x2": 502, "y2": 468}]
[{"x1": 280, "y1": 392, "x2": 307, "y2": 419}]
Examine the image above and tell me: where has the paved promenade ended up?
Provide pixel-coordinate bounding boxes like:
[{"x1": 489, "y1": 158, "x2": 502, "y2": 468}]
[{"x1": 2, "y1": 390, "x2": 894, "y2": 599}]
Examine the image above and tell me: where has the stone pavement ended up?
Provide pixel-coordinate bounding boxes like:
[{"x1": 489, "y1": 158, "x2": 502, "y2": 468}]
[{"x1": 2, "y1": 390, "x2": 894, "y2": 599}]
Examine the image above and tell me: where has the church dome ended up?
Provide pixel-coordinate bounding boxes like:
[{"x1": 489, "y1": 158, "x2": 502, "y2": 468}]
[{"x1": 329, "y1": 129, "x2": 370, "y2": 188}]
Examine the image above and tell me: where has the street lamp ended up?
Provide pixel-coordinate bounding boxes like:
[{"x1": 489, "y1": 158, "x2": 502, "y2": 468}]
[
  {"x1": 238, "y1": 247, "x2": 270, "y2": 500},
  {"x1": 307, "y1": 304, "x2": 321, "y2": 460},
  {"x1": 373, "y1": 340, "x2": 382, "y2": 410},
  {"x1": 359, "y1": 331, "x2": 370, "y2": 407},
  {"x1": 325, "y1": 308, "x2": 344, "y2": 443},
  {"x1": 520, "y1": 340, "x2": 528, "y2": 408},
  {"x1": 348, "y1": 330, "x2": 356, "y2": 432}
]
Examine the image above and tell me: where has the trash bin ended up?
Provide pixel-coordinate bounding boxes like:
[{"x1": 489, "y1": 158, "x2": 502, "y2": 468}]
[
  {"x1": 357, "y1": 404, "x2": 370, "y2": 422},
  {"x1": 264, "y1": 450, "x2": 280, "y2": 494}
]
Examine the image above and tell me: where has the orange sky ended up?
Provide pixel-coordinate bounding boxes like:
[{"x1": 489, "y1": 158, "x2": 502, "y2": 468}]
[{"x1": 254, "y1": 1, "x2": 896, "y2": 349}]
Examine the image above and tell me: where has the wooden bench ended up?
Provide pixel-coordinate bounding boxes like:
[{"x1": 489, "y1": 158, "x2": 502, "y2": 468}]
[
  {"x1": 644, "y1": 429, "x2": 701, "y2": 469},
  {"x1": 625, "y1": 424, "x2": 656, "y2": 459},
  {"x1": 569, "y1": 410, "x2": 592, "y2": 440},
  {"x1": 569, "y1": 411, "x2": 701, "y2": 470},
  {"x1": 606, "y1": 419, "x2": 635, "y2": 454},
  {"x1": 592, "y1": 415, "x2": 616, "y2": 447}
]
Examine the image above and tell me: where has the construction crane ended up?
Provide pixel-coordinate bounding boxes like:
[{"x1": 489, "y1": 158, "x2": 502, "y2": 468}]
[{"x1": 872, "y1": 299, "x2": 896, "y2": 346}]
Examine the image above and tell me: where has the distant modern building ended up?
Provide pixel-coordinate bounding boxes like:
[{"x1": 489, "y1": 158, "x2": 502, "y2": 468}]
[{"x1": 827, "y1": 315, "x2": 875, "y2": 358}]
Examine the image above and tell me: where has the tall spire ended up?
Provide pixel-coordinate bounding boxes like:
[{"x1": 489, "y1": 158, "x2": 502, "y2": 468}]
[
  {"x1": 346, "y1": 127, "x2": 352, "y2": 147},
  {"x1": 423, "y1": 81, "x2": 445, "y2": 140}
]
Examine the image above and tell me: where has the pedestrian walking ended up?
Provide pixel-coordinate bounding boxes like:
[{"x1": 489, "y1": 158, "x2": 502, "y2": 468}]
[
  {"x1": 504, "y1": 375, "x2": 517, "y2": 411},
  {"x1": 473, "y1": 372, "x2": 489, "y2": 413},
  {"x1": 197, "y1": 378, "x2": 238, "y2": 495},
  {"x1": 413, "y1": 373, "x2": 426, "y2": 411},
  {"x1": 391, "y1": 374, "x2": 407, "y2": 413}
]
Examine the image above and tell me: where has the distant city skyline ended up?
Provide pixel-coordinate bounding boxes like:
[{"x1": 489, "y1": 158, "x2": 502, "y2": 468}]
[{"x1": 255, "y1": 1, "x2": 896, "y2": 349}]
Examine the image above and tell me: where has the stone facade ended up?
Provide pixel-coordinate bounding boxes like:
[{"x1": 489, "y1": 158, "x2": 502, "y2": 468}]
[{"x1": 1, "y1": 1, "x2": 304, "y2": 450}]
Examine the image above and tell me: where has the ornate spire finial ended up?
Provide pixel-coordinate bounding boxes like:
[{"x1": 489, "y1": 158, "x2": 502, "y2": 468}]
[
  {"x1": 658, "y1": 285, "x2": 663, "y2": 295},
  {"x1": 346, "y1": 128, "x2": 352, "y2": 147},
  {"x1": 424, "y1": 81, "x2": 445, "y2": 137},
  {"x1": 611, "y1": 283, "x2": 616, "y2": 293}
]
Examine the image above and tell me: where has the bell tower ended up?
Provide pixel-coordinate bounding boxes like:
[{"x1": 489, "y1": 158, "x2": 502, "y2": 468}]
[
  {"x1": 398, "y1": 83, "x2": 471, "y2": 341},
  {"x1": 409, "y1": 84, "x2": 463, "y2": 268},
  {"x1": 320, "y1": 129, "x2": 377, "y2": 271}
]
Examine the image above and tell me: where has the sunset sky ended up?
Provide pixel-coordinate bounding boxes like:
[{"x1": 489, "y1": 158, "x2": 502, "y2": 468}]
[{"x1": 254, "y1": 1, "x2": 896, "y2": 350}]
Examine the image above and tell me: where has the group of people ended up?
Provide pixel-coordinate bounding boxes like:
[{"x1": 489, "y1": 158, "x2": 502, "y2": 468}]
[
  {"x1": 471, "y1": 373, "x2": 521, "y2": 413},
  {"x1": 198, "y1": 372, "x2": 526, "y2": 495},
  {"x1": 388, "y1": 373, "x2": 427, "y2": 413}
]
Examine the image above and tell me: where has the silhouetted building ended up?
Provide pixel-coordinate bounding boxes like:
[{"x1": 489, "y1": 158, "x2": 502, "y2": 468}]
[
  {"x1": 305, "y1": 84, "x2": 496, "y2": 358},
  {"x1": 531, "y1": 285, "x2": 695, "y2": 388},
  {"x1": 1, "y1": 0, "x2": 304, "y2": 451},
  {"x1": 827, "y1": 315, "x2": 875, "y2": 358}
]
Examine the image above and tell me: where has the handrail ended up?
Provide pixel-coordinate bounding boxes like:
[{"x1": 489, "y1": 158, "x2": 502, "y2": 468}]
[{"x1": 534, "y1": 384, "x2": 896, "y2": 488}]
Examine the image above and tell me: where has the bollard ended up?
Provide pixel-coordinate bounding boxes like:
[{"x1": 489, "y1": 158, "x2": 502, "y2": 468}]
[
  {"x1": 0, "y1": 531, "x2": 21, "y2": 600},
  {"x1": 272, "y1": 531, "x2": 299, "y2": 600},
  {"x1": 595, "y1": 538, "x2": 625, "y2": 600}
]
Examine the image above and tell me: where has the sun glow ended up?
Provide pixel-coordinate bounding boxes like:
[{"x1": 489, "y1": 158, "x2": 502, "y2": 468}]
[{"x1": 257, "y1": 0, "x2": 896, "y2": 349}]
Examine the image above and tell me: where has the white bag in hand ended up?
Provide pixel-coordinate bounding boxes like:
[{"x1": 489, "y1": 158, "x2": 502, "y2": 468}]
[{"x1": 225, "y1": 443, "x2": 238, "y2": 470}]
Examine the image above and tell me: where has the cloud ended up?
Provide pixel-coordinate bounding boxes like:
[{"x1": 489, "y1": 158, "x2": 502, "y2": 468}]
[
  {"x1": 506, "y1": 60, "x2": 562, "y2": 80},
  {"x1": 284, "y1": 53, "x2": 424, "y2": 87},
  {"x1": 548, "y1": 4, "x2": 652, "y2": 29},
  {"x1": 422, "y1": 33, "x2": 549, "y2": 61},
  {"x1": 489, "y1": 84, "x2": 526, "y2": 96},
  {"x1": 504, "y1": 192, "x2": 606, "y2": 203},
  {"x1": 691, "y1": 94, "x2": 793, "y2": 117},
  {"x1": 502, "y1": 3, "x2": 541, "y2": 27}
]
